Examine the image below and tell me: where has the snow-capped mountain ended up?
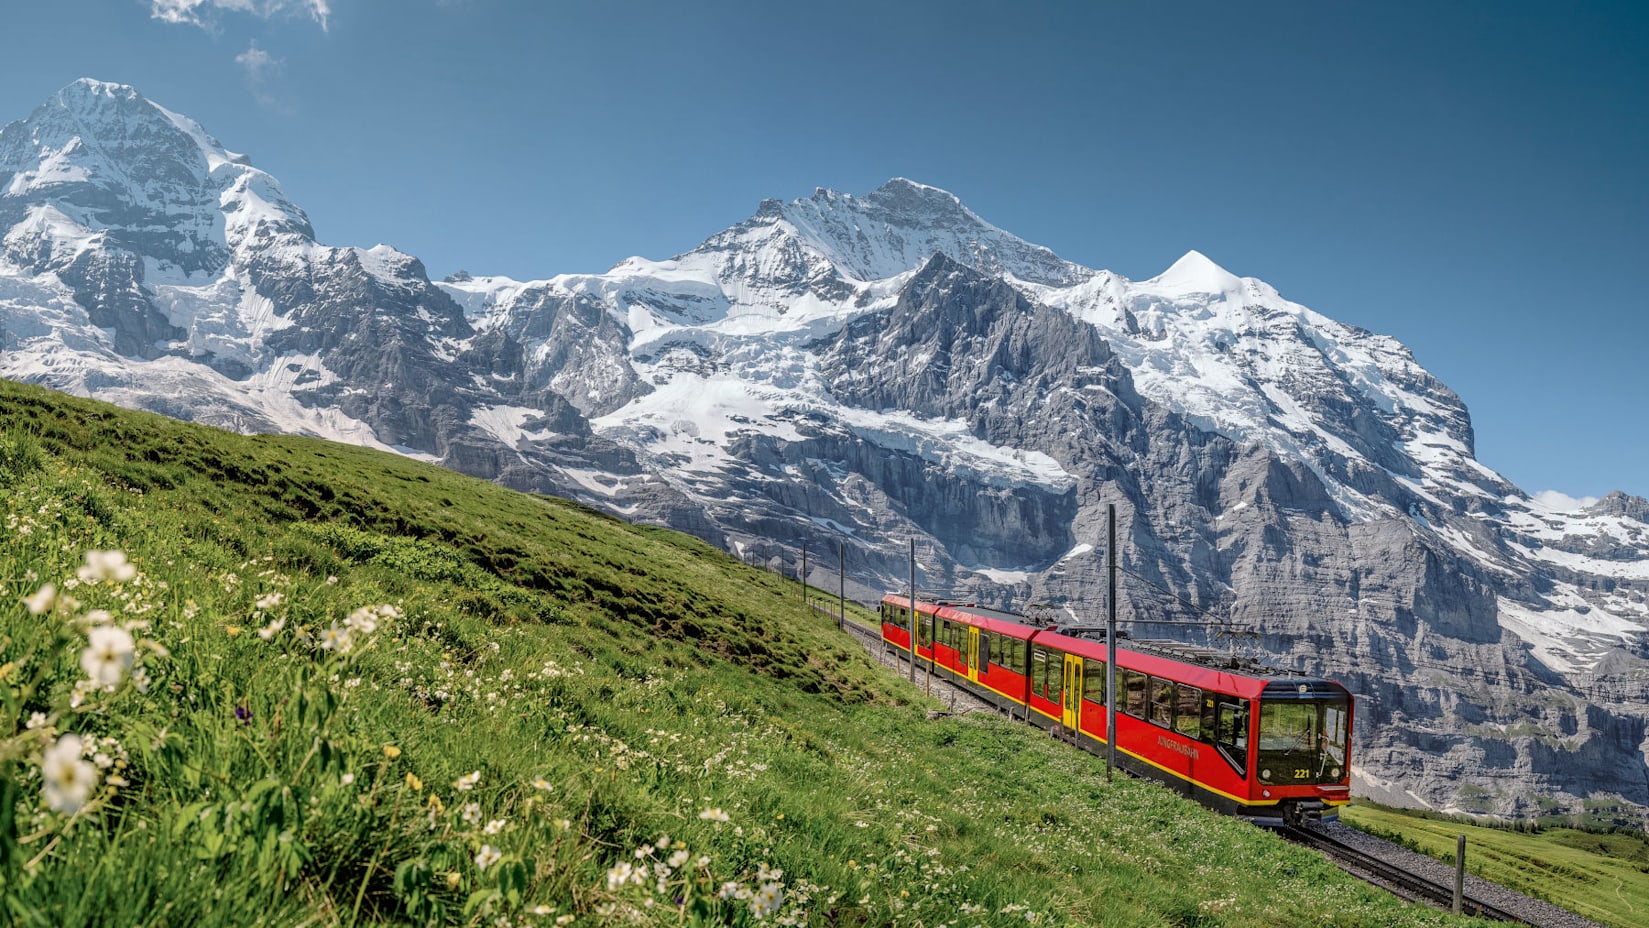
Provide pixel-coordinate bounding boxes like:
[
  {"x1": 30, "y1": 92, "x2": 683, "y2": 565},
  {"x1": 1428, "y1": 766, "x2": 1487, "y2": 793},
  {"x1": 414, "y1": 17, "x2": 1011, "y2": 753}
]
[{"x1": 5, "y1": 80, "x2": 1648, "y2": 821}]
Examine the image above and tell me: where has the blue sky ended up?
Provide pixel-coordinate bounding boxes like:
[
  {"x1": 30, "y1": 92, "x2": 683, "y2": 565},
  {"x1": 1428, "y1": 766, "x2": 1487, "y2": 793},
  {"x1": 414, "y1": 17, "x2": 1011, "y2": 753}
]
[{"x1": 5, "y1": 1, "x2": 1646, "y2": 500}]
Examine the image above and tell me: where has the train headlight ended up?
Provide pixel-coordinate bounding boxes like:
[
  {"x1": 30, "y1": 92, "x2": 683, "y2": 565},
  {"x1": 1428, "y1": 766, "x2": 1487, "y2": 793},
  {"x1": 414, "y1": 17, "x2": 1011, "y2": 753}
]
[
  {"x1": 1331, "y1": 766, "x2": 1342, "y2": 779},
  {"x1": 1260, "y1": 768, "x2": 1273, "y2": 782}
]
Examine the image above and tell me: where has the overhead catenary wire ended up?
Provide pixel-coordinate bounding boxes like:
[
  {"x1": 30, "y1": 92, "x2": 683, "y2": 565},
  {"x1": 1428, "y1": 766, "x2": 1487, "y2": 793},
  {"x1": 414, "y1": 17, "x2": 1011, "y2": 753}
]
[{"x1": 756, "y1": 537, "x2": 1649, "y2": 699}]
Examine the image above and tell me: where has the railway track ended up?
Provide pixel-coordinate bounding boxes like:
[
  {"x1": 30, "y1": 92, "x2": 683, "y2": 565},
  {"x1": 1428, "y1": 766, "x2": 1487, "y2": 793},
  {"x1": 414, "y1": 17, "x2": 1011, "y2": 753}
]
[
  {"x1": 837, "y1": 613, "x2": 1601, "y2": 928},
  {"x1": 1280, "y1": 824, "x2": 1526, "y2": 922}
]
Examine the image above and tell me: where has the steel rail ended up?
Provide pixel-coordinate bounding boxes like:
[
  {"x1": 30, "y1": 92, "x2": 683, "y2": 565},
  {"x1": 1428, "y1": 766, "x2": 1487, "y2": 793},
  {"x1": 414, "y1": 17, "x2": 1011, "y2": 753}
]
[{"x1": 1280, "y1": 825, "x2": 1528, "y2": 923}]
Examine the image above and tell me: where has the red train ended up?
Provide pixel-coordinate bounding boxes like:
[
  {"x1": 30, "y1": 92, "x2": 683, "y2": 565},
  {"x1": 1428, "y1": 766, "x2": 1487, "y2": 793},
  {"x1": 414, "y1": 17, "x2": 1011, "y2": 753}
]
[{"x1": 880, "y1": 595, "x2": 1353, "y2": 825}]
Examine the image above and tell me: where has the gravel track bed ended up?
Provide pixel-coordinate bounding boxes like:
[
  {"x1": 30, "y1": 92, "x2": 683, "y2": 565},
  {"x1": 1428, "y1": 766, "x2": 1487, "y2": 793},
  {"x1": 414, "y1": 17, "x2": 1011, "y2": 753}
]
[{"x1": 1311, "y1": 821, "x2": 1609, "y2": 928}]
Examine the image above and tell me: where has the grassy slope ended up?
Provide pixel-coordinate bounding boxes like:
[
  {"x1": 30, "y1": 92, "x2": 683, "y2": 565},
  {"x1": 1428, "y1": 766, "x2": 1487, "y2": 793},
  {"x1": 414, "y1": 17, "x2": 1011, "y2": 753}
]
[
  {"x1": 0, "y1": 378, "x2": 1491, "y2": 927},
  {"x1": 1342, "y1": 803, "x2": 1649, "y2": 928}
]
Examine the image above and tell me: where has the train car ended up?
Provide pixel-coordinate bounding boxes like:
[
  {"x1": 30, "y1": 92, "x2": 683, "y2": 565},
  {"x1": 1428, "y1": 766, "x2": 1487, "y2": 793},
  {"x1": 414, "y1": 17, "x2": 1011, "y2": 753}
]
[{"x1": 879, "y1": 594, "x2": 1353, "y2": 825}]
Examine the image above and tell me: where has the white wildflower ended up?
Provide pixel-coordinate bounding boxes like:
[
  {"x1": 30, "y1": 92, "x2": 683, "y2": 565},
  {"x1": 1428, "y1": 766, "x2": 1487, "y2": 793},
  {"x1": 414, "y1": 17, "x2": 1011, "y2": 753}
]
[
  {"x1": 81, "y1": 624, "x2": 135, "y2": 689},
  {"x1": 698, "y1": 807, "x2": 730, "y2": 822},
  {"x1": 454, "y1": 770, "x2": 481, "y2": 791},
  {"x1": 41, "y1": 733, "x2": 98, "y2": 814},
  {"x1": 319, "y1": 623, "x2": 352, "y2": 653},
  {"x1": 255, "y1": 591, "x2": 285, "y2": 611},
  {"x1": 22, "y1": 583, "x2": 57, "y2": 615},
  {"x1": 474, "y1": 844, "x2": 502, "y2": 871},
  {"x1": 344, "y1": 606, "x2": 379, "y2": 635},
  {"x1": 751, "y1": 881, "x2": 783, "y2": 919},
  {"x1": 78, "y1": 550, "x2": 137, "y2": 583}
]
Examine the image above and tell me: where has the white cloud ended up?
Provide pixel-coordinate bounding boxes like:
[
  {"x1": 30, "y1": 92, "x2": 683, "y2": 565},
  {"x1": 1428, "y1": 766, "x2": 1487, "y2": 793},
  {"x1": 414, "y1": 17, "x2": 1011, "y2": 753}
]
[
  {"x1": 1532, "y1": 490, "x2": 1600, "y2": 512},
  {"x1": 151, "y1": 1, "x2": 332, "y2": 32},
  {"x1": 235, "y1": 43, "x2": 290, "y2": 110}
]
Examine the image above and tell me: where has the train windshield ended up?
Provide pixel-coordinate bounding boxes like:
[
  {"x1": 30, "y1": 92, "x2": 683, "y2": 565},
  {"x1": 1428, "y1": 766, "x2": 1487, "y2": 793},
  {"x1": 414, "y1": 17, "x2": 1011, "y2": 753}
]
[{"x1": 1256, "y1": 699, "x2": 1349, "y2": 786}]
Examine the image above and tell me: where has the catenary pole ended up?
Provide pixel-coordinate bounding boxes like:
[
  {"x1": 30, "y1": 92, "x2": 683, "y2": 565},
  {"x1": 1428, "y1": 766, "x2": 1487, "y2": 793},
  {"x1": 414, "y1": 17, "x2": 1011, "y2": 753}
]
[
  {"x1": 908, "y1": 538, "x2": 917, "y2": 683},
  {"x1": 1107, "y1": 503, "x2": 1119, "y2": 782},
  {"x1": 837, "y1": 539, "x2": 845, "y2": 631},
  {"x1": 801, "y1": 541, "x2": 808, "y2": 602}
]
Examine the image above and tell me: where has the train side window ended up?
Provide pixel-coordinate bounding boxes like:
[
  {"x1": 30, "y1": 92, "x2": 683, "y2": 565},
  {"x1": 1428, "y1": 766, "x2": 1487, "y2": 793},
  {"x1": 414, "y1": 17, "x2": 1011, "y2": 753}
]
[
  {"x1": 979, "y1": 632, "x2": 991, "y2": 669},
  {"x1": 1031, "y1": 648, "x2": 1049, "y2": 698},
  {"x1": 1083, "y1": 660, "x2": 1106, "y2": 704},
  {"x1": 1149, "y1": 677, "x2": 1175, "y2": 728},
  {"x1": 1043, "y1": 651, "x2": 1061, "y2": 699},
  {"x1": 1121, "y1": 669, "x2": 1146, "y2": 718},
  {"x1": 1216, "y1": 702, "x2": 1250, "y2": 773},
  {"x1": 918, "y1": 615, "x2": 932, "y2": 647},
  {"x1": 1010, "y1": 638, "x2": 1027, "y2": 675},
  {"x1": 1174, "y1": 685, "x2": 1200, "y2": 738},
  {"x1": 1200, "y1": 694, "x2": 1218, "y2": 743}
]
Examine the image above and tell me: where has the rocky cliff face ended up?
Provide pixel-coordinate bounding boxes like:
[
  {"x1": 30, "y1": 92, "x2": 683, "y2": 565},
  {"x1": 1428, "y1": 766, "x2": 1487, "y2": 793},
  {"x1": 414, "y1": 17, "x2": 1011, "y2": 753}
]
[{"x1": 4, "y1": 81, "x2": 1648, "y2": 822}]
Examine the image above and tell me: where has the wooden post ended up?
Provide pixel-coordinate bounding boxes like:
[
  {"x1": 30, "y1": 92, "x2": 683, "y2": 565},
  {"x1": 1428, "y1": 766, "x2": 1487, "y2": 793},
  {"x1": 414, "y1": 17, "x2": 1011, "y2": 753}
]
[{"x1": 1453, "y1": 834, "x2": 1466, "y2": 915}]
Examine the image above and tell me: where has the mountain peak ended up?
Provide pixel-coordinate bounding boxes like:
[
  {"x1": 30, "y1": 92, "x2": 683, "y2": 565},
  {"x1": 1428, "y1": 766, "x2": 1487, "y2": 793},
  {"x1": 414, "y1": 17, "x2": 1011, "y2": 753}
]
[
  {"x1": 36, "y1": 78, "x2": 169, "y2": 133},
  {"x1": 7, "y1": 78, "x2": 247, "y2": 172},
  {"x1": 859, "y1": 177, "x2": 974, "y2": 223},
  {"x1": 59, "y1": 77, "x2": 141, "y2": 99},
  {"x1": 1146, "y1": 249, "x2": 1243, "y2": 295},
  {"x1": 720, "y1": 179, "x2": 1090, "y2": 287},
  {"x1": 57, "y1": 78, "x2": 143, "y2": 104},
  {"x1": 1, "y1": 79, "x2": 309, "y2": 273}
]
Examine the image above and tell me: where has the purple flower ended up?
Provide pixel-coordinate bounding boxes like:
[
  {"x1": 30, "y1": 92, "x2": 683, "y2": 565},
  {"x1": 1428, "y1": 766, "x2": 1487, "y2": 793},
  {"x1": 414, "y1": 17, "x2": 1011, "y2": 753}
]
[{"x1": 235, "y1": 705, "x2": 253, "y2": 726}]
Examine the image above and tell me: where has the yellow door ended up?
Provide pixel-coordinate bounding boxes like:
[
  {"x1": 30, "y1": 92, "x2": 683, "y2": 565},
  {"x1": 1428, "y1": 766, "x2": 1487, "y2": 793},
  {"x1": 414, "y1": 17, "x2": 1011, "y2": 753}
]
[
  {"x1": 1062, "y1": 655, "x2": 1082, "y2": 729},
  {"x1": 966, "y1": 628, "x2": 981, "y2": 683}
]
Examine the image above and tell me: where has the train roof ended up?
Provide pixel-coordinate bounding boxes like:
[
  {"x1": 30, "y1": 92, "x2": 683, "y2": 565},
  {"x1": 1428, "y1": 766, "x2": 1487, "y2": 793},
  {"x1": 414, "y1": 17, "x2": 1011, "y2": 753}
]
[{"x1": 881, "y1": 594, "x2": 1348, "y2": 700}]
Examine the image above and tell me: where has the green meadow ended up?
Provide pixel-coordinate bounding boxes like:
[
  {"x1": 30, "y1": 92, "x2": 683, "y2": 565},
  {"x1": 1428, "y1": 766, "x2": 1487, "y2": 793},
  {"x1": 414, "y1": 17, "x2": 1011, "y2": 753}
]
[
  {"x1": 1342, "y1": 802, "x2": 1649, "y2": 928},
  {"x1": 1, "y1": 377, "x2": 1500, "y2": 926}
]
